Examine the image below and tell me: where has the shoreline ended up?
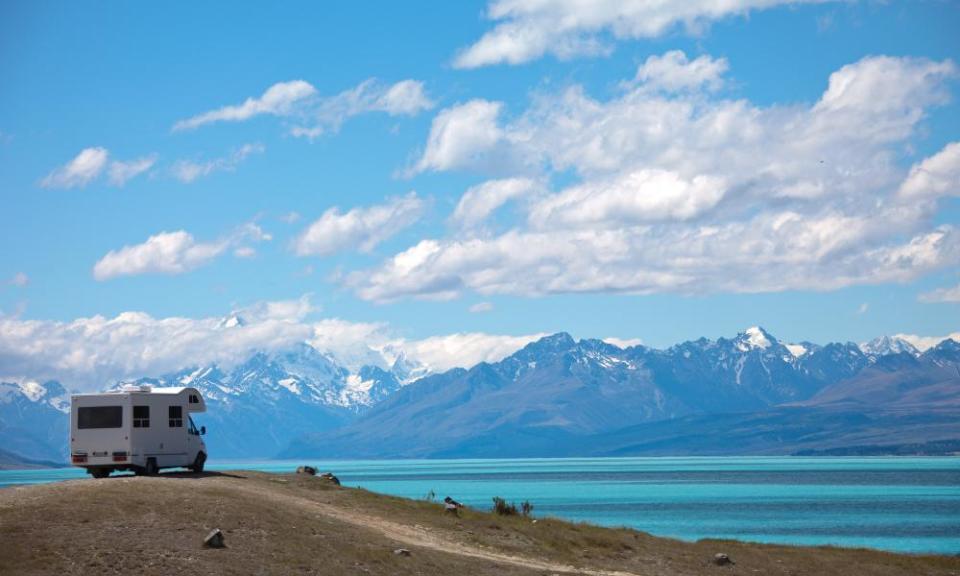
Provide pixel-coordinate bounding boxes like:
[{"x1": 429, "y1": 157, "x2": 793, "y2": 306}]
[{"x1": 1, "y1": 469, "x2": 959, "y2": 575}]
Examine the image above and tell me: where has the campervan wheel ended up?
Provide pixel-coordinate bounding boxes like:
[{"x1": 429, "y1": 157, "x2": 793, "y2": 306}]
[{"x1": 190, "y1": 451, "x2": 206, "y2": 473}]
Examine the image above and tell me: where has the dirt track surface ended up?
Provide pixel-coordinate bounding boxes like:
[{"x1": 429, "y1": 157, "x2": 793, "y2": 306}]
[{"x1": 1, "y1": 470, "x2": 958, "y2": 576}]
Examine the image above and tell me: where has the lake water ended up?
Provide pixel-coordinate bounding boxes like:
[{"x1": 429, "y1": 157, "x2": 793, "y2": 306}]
[{"x1": 3, "y1": 456, "x2": 958, "y2": 555}]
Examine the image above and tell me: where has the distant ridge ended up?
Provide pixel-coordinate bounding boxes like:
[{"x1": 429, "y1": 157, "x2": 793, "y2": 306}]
[{"x1": 2, "y1": 327, "x2": 959, "y2": 463}]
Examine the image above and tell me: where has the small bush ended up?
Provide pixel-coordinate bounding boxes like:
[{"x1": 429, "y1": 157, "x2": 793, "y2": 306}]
[
  {"x1": 492, "y1": 496, "x2": 518, "y2": 516},
  {"x1": 521, "y1": 500, "x2": 534, "y2": 517},
  {"x1": 423, "y1": 489, "x2": 436, "y2": 502}
]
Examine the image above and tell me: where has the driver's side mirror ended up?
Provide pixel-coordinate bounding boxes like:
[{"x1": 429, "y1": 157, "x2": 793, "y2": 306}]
[{"x1": 201, "y1": 426, "x2": 206, "y2": 435}]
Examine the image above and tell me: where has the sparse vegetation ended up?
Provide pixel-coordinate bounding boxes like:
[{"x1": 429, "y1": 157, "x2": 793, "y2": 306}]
[
  {"x1": 492, "y1": 496, "x2": 518, "y2": 515},
  {"x1": 1, "y1": 471, "x2": 958, "y2": 576},
  {"x1": 492, "y1": 496, "x2": 534, "y2": 517}
]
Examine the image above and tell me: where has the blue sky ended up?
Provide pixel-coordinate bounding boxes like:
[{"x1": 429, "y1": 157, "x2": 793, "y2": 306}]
[{"x1": 1, "y1": 1, "x2": 959, "y2": 387}]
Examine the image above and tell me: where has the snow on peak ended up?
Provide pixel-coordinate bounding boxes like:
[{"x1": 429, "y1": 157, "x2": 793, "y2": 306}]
[
  {"x1": 784, "y1": 343, "x2": 808, "y2": 357},
  {"x1": 860, "y1": 335, "x2": 919, "y2": 357},
  {"x1": 736, "y1": 326, "x2": 773, "y2": 351}
]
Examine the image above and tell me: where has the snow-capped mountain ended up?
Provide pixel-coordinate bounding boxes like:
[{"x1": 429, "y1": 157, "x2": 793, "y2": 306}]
[
  {"x1": 115, "y1": 342, "x2": 411, "y2": 457},
  {"x1": 0, "y1": 380, "x2": 71, "y2": 461},
  {"x1": 286, "y1": 327, "x2": 958, "y2": 458},
  {"x1": 860, "y1": 335, "x2": 920, "y2": 357},
  {"x1": 3, "y1": 327, "x2": 958, "y2": 463}
]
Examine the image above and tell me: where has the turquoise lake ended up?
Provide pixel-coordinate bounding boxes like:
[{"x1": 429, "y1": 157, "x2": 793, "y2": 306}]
[{"x1": 2, "y1": 456, "x2": 958, "y2": 555}]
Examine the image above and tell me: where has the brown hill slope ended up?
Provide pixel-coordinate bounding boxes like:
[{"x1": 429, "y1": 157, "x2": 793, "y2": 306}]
[{"x1": 1, "y1": 471, "x2": 957, "y2": 576}]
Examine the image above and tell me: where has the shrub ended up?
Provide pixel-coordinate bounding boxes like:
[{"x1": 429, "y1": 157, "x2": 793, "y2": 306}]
[
  {"x1": 423, "y1": 489, "x2": 436, "y2": 502},
  {"x1": 521, "y1": 500, "x2": 534, "y2": 517},
  {"x1": 492, "y1": 496, "x2": 518, "y2": 516}
]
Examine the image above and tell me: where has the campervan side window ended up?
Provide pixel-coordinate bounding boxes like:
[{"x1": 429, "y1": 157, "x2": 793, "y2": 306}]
[
  {"x1": 78, "y1": 406, "x2": 122, "y2": 429},
  {"x1": 169, "y1": 405, "x2": 183, "y2": 427},
  {"x1": 189, "y1": 394, "x2": 199, "y2": 404},
  {"x1": 133, "y1": 405, "x2": 150, "y2": 428}
]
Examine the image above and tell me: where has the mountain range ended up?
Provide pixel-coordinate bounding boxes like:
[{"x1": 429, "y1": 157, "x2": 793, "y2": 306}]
[{"x1": 2, "y1": 327, "x2": 958, "y2": 464}]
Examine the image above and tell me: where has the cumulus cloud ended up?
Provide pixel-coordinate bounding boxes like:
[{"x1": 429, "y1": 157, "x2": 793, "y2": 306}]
[
  {"x1": 40, "y1": 147, "x2": 109, "y2": 188},
  {"x1": 346, "y1": 54, "x2": 960, "y2": 302},
  {"x1": 898, "y1": 142, "x2": 960, "y2": 200},
  {"x1": 529, "y1": 169, "x2": 727, "y2": 227},
  {"x1": 0, "y1": 297, "x2": 541, "y2": 391},
  {"x1": 454, "y1": 0, "x2": 831, "y2": 68},
  {"x1": 108, "y1": 154, "x2": 157, "y2": 186},
  {"x1": 93, "y1": 223, "x2": 271, "y2": 280},
  {"x1": 452, "y1": 177, "x2": 542, "y2": 229},
  {"x1": 294, "y1": 193, "x2": 425, "y2": 256},
  {"x1": 412, "y1": 100, "x2": 505, "y2": 174},
  {"x1": 173, "y1": 78, "x2": 433, "y2": 137},
  {"x1": 633, "y1": 50, "x2": 729, "y2": 92},
  {"x1": 171, "y1": 143, "x2": 264, "y2": 183},
  {"x1": 918, "y1": 282, "x2": 960, "y2": 303}
]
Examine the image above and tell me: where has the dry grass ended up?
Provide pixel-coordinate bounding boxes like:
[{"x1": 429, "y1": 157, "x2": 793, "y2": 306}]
[{"x1": 0, "y1": 470, "x2": 957, "y2": 576}]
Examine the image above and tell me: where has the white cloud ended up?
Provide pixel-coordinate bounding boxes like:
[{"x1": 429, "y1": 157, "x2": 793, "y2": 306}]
[
  {"x1": 40, "y1": 147, "x2": 109, "y2": 189},
  {"x1": 898, "y1": 142, "x2": 960, "y2": 200},
  {"x1": 857, "y1": 302, "x2": 869, "y2": 315},
  {"x1": 108, "y1": 154, "x2": 157, "y2": 186},
  {"x1": 893, "y1": 331, "x2": 960, "y2": 352},
  {"x1": 173, "y1": 80, "x2": 318, "y2": 131},
  {"x1": 292, "y1": 79, "x2": 433, "y2": 139},
  {"x1": 603, "y1": 337, "x2": 643, "y2": 348},
  {"x1": 348, "y1": 55, "x2": 960, "y2": 302},
  {"x1": 0, "y1": 297, "x2": 542, "y2": 391},
  {"x1": 452, "y1": 177, "x2": 542, "y2": 229},
  {"x1": 401, "y1": 332, "x2": 546, "y2": 372},
  {"x1": 93, "y1": 223, "x2": 271, "y2": 280},
  {"x1": 918, "y1": 282, "x2": 960, "y2": 304},
  {"x1": 469, "y1": 301, "x2": 494, "y2": 313},
  {"x1": 529, "y1": 169, "x2": 727, "y2": 227},
  {"x1": 7, "y1": 272, "x2": 28, "y2": 287},
  {"x1": 454, "y1": 0, "x2": 832, "y2": 68},
  {"x1": 413, "y1": 100, "x2": 505, "y2": 174},
  {"x1": 294, "y1": 193, "x2": 425, "y2": 256},
  {"x1": 171, "y1": 143, "x2": 264, "y2": 183},
  {"x1": 633, "y1": 50, "x2": 729, "y2": 92},
  {"x1": 173, "y1": 78, "x2": 433, "y2": 137}
]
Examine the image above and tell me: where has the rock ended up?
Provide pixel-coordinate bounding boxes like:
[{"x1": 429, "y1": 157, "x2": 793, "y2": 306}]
[
  {"x1": 296, "y1": 465, "x2": 317, "y2": 476},
  {"x1": 203, "y1": 528, "x2": 225, "y2": 549},
  {"x1": 318, "y1": 472, "x2": 340, "y2": 485},
  {"x1": 713, "y1": 553, "x2": 733, "y2": 566},
  {"x1": 393, "y1": 548, "x2": 411, "y2": 557}
]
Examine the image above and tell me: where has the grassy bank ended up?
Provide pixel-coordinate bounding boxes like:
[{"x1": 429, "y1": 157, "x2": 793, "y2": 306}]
[{"x1": 1, "y1": 470, "x2": 957, "y2": 575}]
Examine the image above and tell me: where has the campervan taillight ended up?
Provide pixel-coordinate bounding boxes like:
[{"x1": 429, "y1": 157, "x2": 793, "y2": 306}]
[
  {"x1": 112, "y1": 451, "x2": 128, "y2": 462},
  {"x1": 71, "y1": 454, "x2": 87, "y2": 464}
]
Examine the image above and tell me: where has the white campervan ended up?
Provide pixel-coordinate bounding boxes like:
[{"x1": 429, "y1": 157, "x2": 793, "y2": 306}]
[{"x1": 70, "y1": 385, "x2": 208, "y2": 478}]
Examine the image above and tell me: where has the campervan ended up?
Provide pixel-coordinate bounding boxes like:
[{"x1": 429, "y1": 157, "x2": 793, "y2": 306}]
[{"x1": 70, "y1": 386, "x2": 208, "y2": 478}]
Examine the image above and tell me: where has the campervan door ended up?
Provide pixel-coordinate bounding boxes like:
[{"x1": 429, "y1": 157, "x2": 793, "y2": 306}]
[
  {"x1": 72, "y1": 394, "x2": 132, "y2": 468},
  {"x1": 129, "y1": 392, "x2": 191, "y2": 468}
]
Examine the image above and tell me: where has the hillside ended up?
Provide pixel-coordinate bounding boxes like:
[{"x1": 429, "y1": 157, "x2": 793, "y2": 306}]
[{"x1": 2, "y1": 471, "x2": 958, "y2": 576}]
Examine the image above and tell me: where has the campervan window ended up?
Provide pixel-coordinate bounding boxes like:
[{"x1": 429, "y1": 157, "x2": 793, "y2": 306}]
[
  {"x1": 133, "y1": 405, "x2": 150, "y2": 428},
  {"x1": 169, "y1": 405, "x2": 183, "y2": 427},
  {"x1": 78, "y1": 406, "x2": 122, "y2": 429}
]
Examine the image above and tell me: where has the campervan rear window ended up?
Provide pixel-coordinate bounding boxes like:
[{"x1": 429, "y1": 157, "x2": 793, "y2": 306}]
[{"x1": 77, "y1": 406, "x2": 122, "y2": 429}]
